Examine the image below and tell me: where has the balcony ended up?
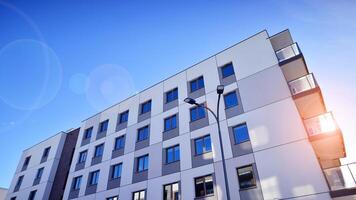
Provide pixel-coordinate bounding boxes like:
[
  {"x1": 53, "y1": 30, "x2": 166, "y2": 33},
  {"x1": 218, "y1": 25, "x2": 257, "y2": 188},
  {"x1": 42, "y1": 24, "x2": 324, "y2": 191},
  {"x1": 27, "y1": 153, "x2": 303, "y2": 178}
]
[
  {"x1": 324, "y1": 162, "x2": 356, "y2": 198},
  {"x1": 275, "y1": 43, "x2": 301, "y2": 63},
  {"x1": 304, "y1": 112, "x2": 345, "y2": 161},
  {"x1": 288, "y1": 73, "x2": 318, "y2": 96}
]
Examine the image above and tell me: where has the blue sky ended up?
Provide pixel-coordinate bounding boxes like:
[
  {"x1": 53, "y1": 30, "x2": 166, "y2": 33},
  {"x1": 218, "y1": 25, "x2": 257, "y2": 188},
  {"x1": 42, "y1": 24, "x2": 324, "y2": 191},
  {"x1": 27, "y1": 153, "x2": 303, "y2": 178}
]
[{"x1": 0, "y1": 0, "x2": 355, "y2": 188}]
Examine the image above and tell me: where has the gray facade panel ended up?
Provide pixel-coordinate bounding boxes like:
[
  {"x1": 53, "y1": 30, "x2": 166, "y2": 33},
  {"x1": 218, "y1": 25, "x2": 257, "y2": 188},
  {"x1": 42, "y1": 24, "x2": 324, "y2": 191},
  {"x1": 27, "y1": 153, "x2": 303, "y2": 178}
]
[
  {"x1": 162, "y1": 128, "x2": 179, "y2": 141},
  {"x1": 218, "y1": 66, "x2": 237, "y2": 86},
  {"x1": 85, "y1": 185, "x2": 97, "y2": 196},
  {"x1": 225, "y1": 89, "x2": 244, "y2": 119},
  {"x1": 187, "y1": 87, "x2": 205, "y2": 99},
  {"x1": 107, "y1": 178, "x2": 121, "y2": 190},
  {"x1": 91, "y1": 156, "x2": 102, "y2": 166},
  {"x1": 68, "y1": 190, "x2": 79, "y2": 199},
  {"x1": 75, "y1": 162, "x2": 85, "y2": 171},
  {"x1": 163, "y1": 99, "x2": 178, "y2": 112},
  {"x1": 96, "y1": 131, "x2": 106, "y2": 140},
  {"x1": 111, "y1": 148, "x2": 125, "y2": 159},
  {"x1": 189, "y1": 116, "x2": 209, "y2": 132},
  {"x1": 135, "y1": 139, "x2": 149, "y2": 151},
  {"x1": 81, "y1": 137, "x2": 90, "y2": 146},
  {"x1": 116, "y1": 121, "x2": 127, "y2": 132},
  {"x1": 137, "y1": 111, "x2": 151, "y2": 123}
]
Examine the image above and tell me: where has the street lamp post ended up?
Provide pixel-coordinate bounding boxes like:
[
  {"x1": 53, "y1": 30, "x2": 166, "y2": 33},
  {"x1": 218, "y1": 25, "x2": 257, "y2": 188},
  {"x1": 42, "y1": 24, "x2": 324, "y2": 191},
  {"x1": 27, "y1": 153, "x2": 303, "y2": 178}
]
[{"x1": 184, "y1": 85, "x2": 231, "y2": 200}]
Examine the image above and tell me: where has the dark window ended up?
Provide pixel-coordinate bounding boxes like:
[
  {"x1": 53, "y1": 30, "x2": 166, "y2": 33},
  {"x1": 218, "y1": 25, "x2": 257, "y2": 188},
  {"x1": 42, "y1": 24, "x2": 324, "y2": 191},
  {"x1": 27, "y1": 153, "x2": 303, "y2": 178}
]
[
  {"x1": 94, "y1": 144, "x2": 104, "y2": 157},
  {"x1": 107, "y1": 196, "x2": 119, "y2": 200},
  {"x1": 137, "y1": 126, "x2": 149, "y2": 142},
  {"x1": 28, "y1": 190, "x2": 37, "y2": 200},
  {"x1": 84, "y1": 127, "x2": 93, "y2": 139},
  {"x1": 72, "y1": 176, "x2": 82, "y2": 190},
  {"x1": 224, "y1": 91, "x2": 238, "y2": 109},
  {"x1": 141, "y1": 100, "x2": 152, "y2": 114},
  {"x1": 114, "y1": 135, "x2": 125, "y2": 150},
  {"x1": 10, "y1": 197, "x2": 16, "y2": 200},
  {"x1": 137, "y1": 155, "x2": 149, "y2": 172},
  {"x1": 42, "y1": 147, "x2": 51, "y2": 158},
  {"x1": 133, "y1": 190, "x2": 146, "y2": 200},
  {"x1": 194, "y1": 175, "x2": 214, "y2": 197},
  {"x1": 195, "y1": 135, "x2": 212, "y2": 155},
  {"x1": 111, "y1": 163, "x2": 122, "y2": 179},
  {"x1": 190, "y1": 105, "x2": 206, "y2": 121},
  {"x1": 15, "y1": 176, "x2": 24, "y2": 190},
  {"x1": 78, "y1": 150, "x2": 87, "y2": 163},
  {"x1": 237, "y1": 165, "x2": 256, "y2": 189},
  {"x1": 88, "y1": 170, "x2": 100, "y2": 185},
  {"x1": 164, "y1": 115, "x2": 177, "y2": 131},
  {"x1": 99, "y1": 120, "x2": 109, "y2": 133},
  {"x1": 221, "y1": 63, "x2": 235, "y2": 78},
  {"x1": 233, "y1": 123, "x2": 250, "y2": 144},
  {"x1": 119, "y1": 110, "x2": 129, "y2": 124},
  {"x1": 166, "y1": 145, "x2": 180, "y2": 164},
  {"x1": 164, "y1": 182, "x2": 180, "y2": 200},
  {"x1": 23, "y1": 156, "x2": 31, "y2": 167},
  {"x1": 35, "y1": 167, "x2": 44, "y2": 180},
  {"x1": 166, "y1": 88, "x2": 178, "y2": 103},
  {"x1": 190, "y1": 76, "x2": 204, "y2": 92}
]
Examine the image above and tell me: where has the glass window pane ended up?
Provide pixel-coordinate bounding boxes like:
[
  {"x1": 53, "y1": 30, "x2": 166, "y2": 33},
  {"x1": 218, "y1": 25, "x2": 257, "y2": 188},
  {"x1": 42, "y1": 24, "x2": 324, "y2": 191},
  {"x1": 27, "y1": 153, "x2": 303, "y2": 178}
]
[
  {"x1": 205, "y1": 176, "x2": 214, "y2": 195},
  {"x1": 224, "y1": 92, "x2": 238, "y2": 108},
  {"x1": 195, "y1": 139, "x2": 203, "y2": 155},
  {"x1": 174, "y1": 146, "x2": 180, "y2": 161},
  {"x1": 222, "y1": 63, "x2": 234, "y2": 78},
  {"x1": 167, "y1": 148, "x2": 173, "y2": 163},
  {"x1": 140, "y1": 191, "x2": 145, "y2": 200},
  {"x1": 204, "y1": 136, "x2": 212, "y2": 152},
  {"x1": 195, "y1": 178, "x2": 205, "y2": 197},
  {"x1": 234, "y1": 123, "x2": 250, "y2": 144}
]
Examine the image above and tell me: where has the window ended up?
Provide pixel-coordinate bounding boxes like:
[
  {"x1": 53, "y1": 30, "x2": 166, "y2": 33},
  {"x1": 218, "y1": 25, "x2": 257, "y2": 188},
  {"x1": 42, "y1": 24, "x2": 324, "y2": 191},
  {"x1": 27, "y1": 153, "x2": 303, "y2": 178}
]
[
  {"x1": 190, "y1": 76, "x2": 204, "y2": 92},
  {"x1": 137, "y1": 155, "x2": 149, "y2": 172},
  {"x1": 221, "y1": 63, "x2": 235, "y2": 78},
  {"x1": 164, "y1": 115, "x2": 177, "y2": 131},
  {"x1": 195, "y1": 135, "x2": 212, "y2": 155},
  {"x1": 89, "y1": 170, "x2": 100, "y2": 185},
  {"x1": 111, "y1": 163, "x2": 122, "y2": 179},
  {"x1": 190, "y1": 105, "x2": 206, "y2": 121},
  {"x1": 166, "y1": 145, "x2": 180, "y2": 164},
  {"x1": 224, "y1": 91, "x2": 238, "y2": 108},
  {"x1": 15, "y1": 175, "x2": 24, "y2": 190},
  {"x1": 107, "y1": 196, "x2": 119, "y2": 200},
  {"x1": 166, "y1": 88, "x2": 178, "y2": 103},
  {"x1": 237, "y1": 165, "x2": 256, "y2": 189},
  {"x1": 195, "y1": 175, "x2": 214, "y2": 197},
  {"x1": 94, "y1": 144, "x2": 104, "y2": 157},
  {"x1": 119, "y1": 110, "x2": 129, "y2": 124},
  {"x1": 233, "y1": 123, "x2": 250, "y2": 144},
  {"x1": 72, "y1": 176, "x2": 82, "y2": 190},
  {"x1": 78, "y1": 150, "x2": 87, "y2": 163},
  {"x1": 133, "y1": 190, "x2": 146, "y2": 200},
  {"x1": 10, "y1": 197, "x2": 16, "y2": 200},
  {"x1": 137, "y1": 126, "x2": 149, "y2": 142},
  {"x1": 114, "y1": 135, "x2": 125, "y2": 150},
  {"x1": 23, "y1": 156, "x2": 31, "y2": 167},
  {"x1": 28, "y1": 190, "x2": 37, "y2": 200},
  {"x1": 99, "y1": 120, "x2": 109, "y2": 133},
  {"x1": 164, "y1": 182, "x2": 180, "y2": 200},
  {"x1": 35, "y1": 167, "x2": 44, "y2": 180},
  {"x1": 42, "y1": 147, "x2": 51, "y2": 158},
  {"x1": 140, "y1": 100, "x2": 152, "y2": 114},
  {"x1": 84, "y1": 127, "x2": 93, "y2": 139}
]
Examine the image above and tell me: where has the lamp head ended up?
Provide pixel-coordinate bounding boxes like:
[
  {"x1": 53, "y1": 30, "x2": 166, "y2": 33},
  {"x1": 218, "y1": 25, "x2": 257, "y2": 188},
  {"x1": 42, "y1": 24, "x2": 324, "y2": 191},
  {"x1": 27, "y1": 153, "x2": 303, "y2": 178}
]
[
  {"x1": 217, "y1": 85, "x2": 224, "y2": 94},
  {"x1": 184, "y1": 97, "x2": 196, "y2": 105}
]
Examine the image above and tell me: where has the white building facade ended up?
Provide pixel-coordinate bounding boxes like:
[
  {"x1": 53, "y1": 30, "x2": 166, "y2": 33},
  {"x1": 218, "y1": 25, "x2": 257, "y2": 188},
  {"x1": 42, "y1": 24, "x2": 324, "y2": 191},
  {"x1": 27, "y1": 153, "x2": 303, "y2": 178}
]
[{"x1": 61, "y1": 30, "x2": 347, "y2": 200}]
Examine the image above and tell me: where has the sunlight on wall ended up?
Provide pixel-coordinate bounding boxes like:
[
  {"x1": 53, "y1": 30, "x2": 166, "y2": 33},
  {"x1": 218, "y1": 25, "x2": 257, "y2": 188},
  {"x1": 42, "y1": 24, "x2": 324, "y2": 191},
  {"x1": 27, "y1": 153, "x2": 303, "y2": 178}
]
[
  {"x1": 292, "y1": 184, "x2": 315, "y2": 197},
  {"x1": 249, "y1": 126, "x2": 269, "y2": 149},
  {"x1": 260, "y1": 176, "x2": 280, "y2": 200}
]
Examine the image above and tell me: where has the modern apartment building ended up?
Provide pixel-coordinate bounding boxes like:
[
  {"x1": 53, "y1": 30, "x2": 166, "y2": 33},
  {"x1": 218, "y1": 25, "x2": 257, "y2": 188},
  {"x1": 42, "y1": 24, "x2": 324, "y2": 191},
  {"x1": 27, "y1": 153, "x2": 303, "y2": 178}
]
[
  {"x1": 5, "y1": 29, "x2": 355, "y2": 200},
  {"x1": 5, "y1": 128, "x2": 79, "y2": 200}
]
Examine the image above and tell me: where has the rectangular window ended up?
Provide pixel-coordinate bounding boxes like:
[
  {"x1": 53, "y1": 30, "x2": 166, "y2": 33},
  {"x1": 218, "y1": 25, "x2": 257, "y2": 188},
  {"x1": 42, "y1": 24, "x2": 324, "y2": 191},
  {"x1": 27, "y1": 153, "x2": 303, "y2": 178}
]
[
  {"x1": 133, "y1": 190, "x2": 146, "y2": 200},
  {"x1": 224, "y1": 91, "x2": 238, "y2": 109},
  {"x1": 237, "y1": 165, "x2": 256, "y2": 189},
  {"x1": 190, "y1": 76, "x2": 204, "y2": 92},
  {"x1": 166, "y1": 88, "x2": 178, "y2": 103},
  {"x1": 72, "y1": 176, "x2": 82, "y2": 190},
  {"x1": 164, "y1": 182, "x2": 180, "y2": 200},
  {"x1": 114, "y1": 135, "x2": 125, "y2": 150},
  {"x1": 23, "y1": 156, "x2": 31, "y2": 167},
  {"x1": 137, "y1": 154, "x2": 149, "y2": 172},
  {"x1": 166, "y1": 145, "x2": 180, "y2": 164},
  {"x1": 119, "y1": 110, "x2": 129, "y2": 124},
  {"x1": 107, "y1": 196, "x2": 119, "y2": 200},
  {"x1": 78, "y1": 150, "x2": 87, "y2": 163},
  {"x1": 137, "y1": 126, "x2": 149, "y2": 142},
  {"x1": 221, "y1": 63, "x2": 235, "y2": 78},
  {"x1": 15, "y1": 175, "x2": 24, "y2": 190},
  {"x1": 164, "y1": 115, "x2": 177, "y2": 131},
  {"x1": 42, "y1": 147, "x2": 51, "y2": 158},
  {"x1": 10, "y1": 197, "x2": 16, "y2": 200},
  {"x1": 89, "y1": 170, "x2": 100, "y2": 185},
  {"x1": 140, "y1": 100, "x2": 152, "y2": 114},
  {"x1": 28, "y1": 190, "x2": 37, "y2": 200},
  {"x1": 195, "y1": 135, "x2": 212, "y2": 155},
  {"x1": 84, "y1": 127, "x2": 93, "y2": 139},
  {"x1": 35, "y1": 167, "x2": 44, "y2": 179},
  {"x1": 194, "y1": 175, "x2": 214, "y2": 197},
  {"x1": 94, "y1": 144, "x2": 104, "y2": 157},
  {"x1": 111, "y1": 163, "x2": 122, "y2": 179},
  {"x1": 190, "y1": 105, "x2": 206, "y2": 122},
  {"x1": 233, "y1": 123, "x2": 250, "y2": 144},
  {"x1": 99, "y1": 120, "x2": 109, "y2": 133}
]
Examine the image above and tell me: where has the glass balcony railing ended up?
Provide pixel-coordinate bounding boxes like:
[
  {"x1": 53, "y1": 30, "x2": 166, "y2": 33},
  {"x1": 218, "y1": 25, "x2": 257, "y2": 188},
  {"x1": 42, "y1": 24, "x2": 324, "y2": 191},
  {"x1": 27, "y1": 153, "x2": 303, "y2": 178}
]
[
  {"x1": 324, "y1": 162, "x2": 356, "y2": 192},
  {"x1": 275, "y1": 43, "x2": 301, "y2": 62},
  {"x1": 288, "y1": 73, "x2": 318, "y2": 95},
  {"x1": 304, "y1": 112, "x2": 338, "y2": 137}
]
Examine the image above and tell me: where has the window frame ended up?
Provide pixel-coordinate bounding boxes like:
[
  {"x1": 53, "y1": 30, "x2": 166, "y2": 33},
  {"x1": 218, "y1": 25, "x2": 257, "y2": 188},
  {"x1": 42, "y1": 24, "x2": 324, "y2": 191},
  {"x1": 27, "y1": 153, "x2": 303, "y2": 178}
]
[
  {"x1": 164, "y1": 114, "x2": 177, "y2": 131},
  {"x1": 72, "y1": 176, "x2": 82, "y2": 190},
  {"x1": 132, "y1": 190, "x2": 146, "y2": 200},
  {"x1": 163, "y1": 182, "x2": 180, "y2": 200},
  {"x1": 233, "y1": 123, "x2": 250, "y2": 144},
  {"x1": 35, "y1": 167, "x2": 44, "y2": 180},
  {"x1": 166, "y1": 145, "x2": 180, "y2": 164},
  {"x1": 190, "y1": 105, "x2": 206, "y2": 122},
  {"x1": 23, "y1": 156, "x2": 31, "y2": 167},
  {"x1": 78, "y1": 150, "x2": 87, "y2": 163},
  {"x1": 221, "y1": 63, "x2": 235, "y2": 78},
  {"x1": 99, "y1": 120, "x2": 109, "y2": 133},
  {"x1": 165, "y1": 88, "x2": 178, "y2": 103},
  {"x1": 114, "y1": 135, "x2": 125, "y2": 150},
  {"x1": 190, "y1": 76, "x2": 205, "y2": 92},
  {"x1": 194, "y1": 174, "x2": 214, "y2": 198},
  {"x1": 224, "y1": 91, "x2": 238, "y2": 109},
  {"x1": 28, "y1": 190, "x2": 37, "y2": 200},
  {"x1": 88, "y1": 170, "x2": 100, "y2": 186},
  {"x1": 111, "y1": 163, "x2": 122, "y2": 179},
  {"x1": 119, "y1": 110, "x2": 129, "y2": 124},
  {"x1": 237, "y1": 165, "x2": 257, "y2": 190},
  {"x1": 194, "y1": 135, "x2": 212, "y2": 155},
  {"x1": 140, "y1": 100, "x2": 152, "y2": 114},
  {"x1": 84, "y1": 127, "x2": 93, "y2": 139},
  {"x1": 15, "y1": 175, "x2": 24, "y2": 189},
  {"x1": 137, "y1": 126, "x2": 149, "y2": 142},
  {"x1": 137, "y1": 154, "x2": 149, "y2": 172},
  {"x1": 94, "y1": 144, "x2": 104, "y2": 158},
  {"x1": 42, "y1": 147, "x2": 51, "y2": 158}
]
